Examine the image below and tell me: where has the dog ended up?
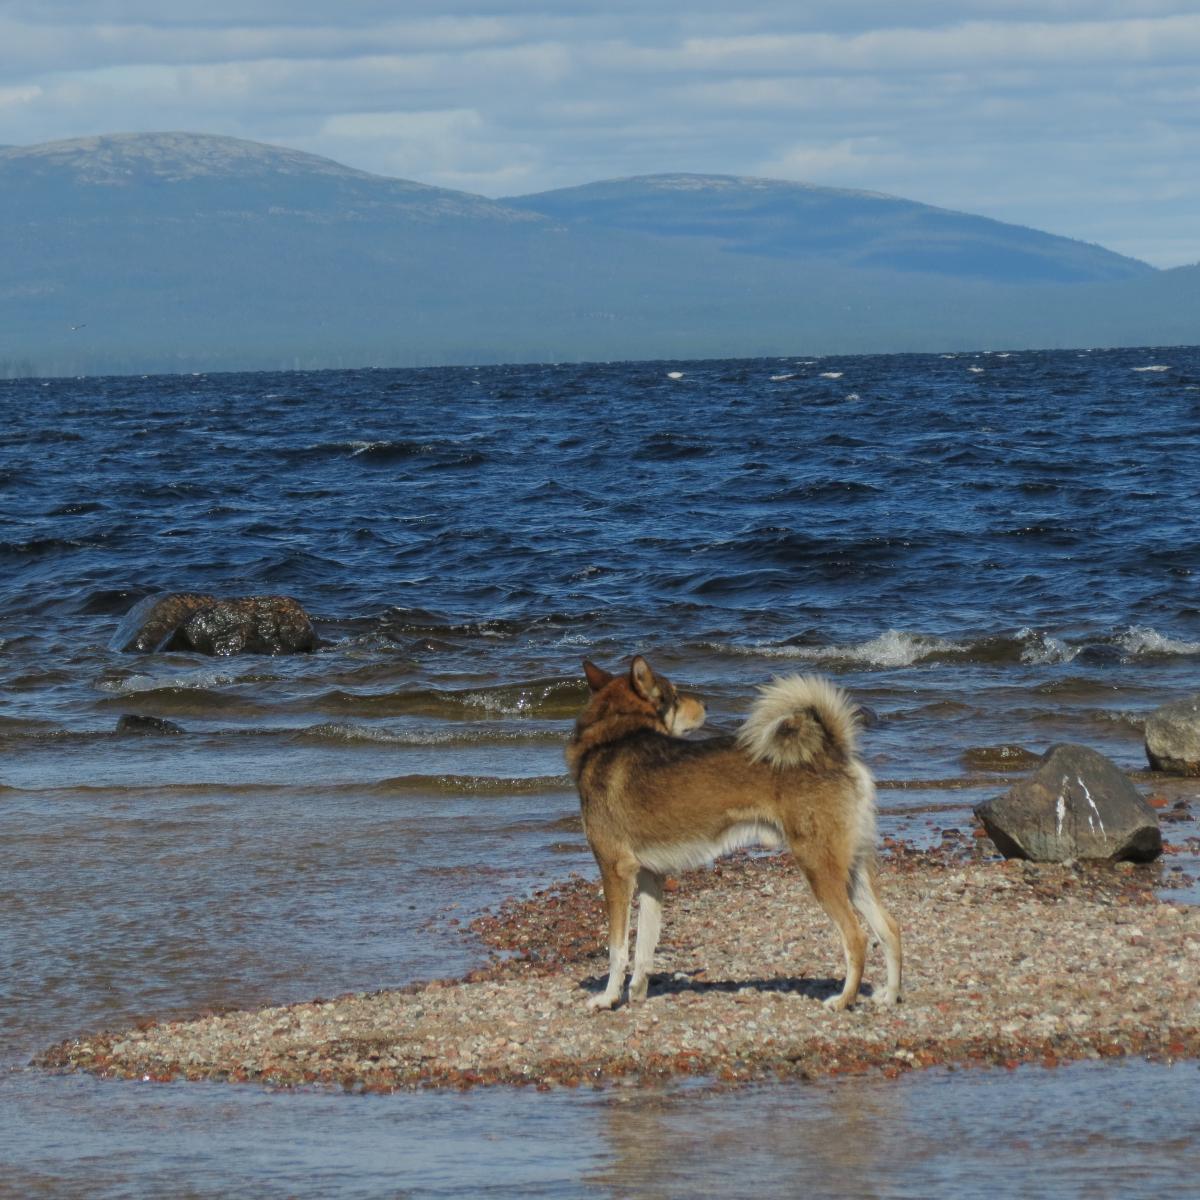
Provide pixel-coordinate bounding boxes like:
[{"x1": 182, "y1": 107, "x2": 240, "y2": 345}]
[{"x1": 565, "y1": 655, "x2": 901, "y2": 1011}]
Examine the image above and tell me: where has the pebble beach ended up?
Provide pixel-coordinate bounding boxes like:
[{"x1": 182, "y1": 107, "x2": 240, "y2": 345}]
[{"x1": 40, "y1": 839, "x2": 1200, "y2": 1093}]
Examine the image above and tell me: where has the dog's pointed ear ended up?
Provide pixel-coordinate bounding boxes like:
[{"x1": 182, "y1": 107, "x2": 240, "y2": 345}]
[
  {"x1": 582, "y1": 660, "x2": 613, "y2": 691},
  {"x1": 630, "y1": 655, "x2": 660, "y2": 701}
]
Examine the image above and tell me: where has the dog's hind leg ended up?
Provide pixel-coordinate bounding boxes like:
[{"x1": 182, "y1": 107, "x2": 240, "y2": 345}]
[
  {"x1": 850, "y1": 861, "x2": 902, "y2": 1006},
  {"x1": 628, "y1": 869, "x2": 664, "y2": 1002},
  {"x1": 802, "y1": 857, "x2": 867, "y2": 1011},
  {"x1": 589, "y1": 859, "x2": 637, "y2": 1010}
]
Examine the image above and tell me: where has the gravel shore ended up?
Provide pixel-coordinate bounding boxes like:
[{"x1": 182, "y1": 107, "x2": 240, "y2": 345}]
[{"x1": 40, "y1": 839, "x2": 1200, "y2": 1091}]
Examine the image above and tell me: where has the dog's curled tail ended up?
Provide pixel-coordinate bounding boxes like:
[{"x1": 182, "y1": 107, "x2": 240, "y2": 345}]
[{"x1": 737, "y1": 674, "x2": 861, "y2": 770}]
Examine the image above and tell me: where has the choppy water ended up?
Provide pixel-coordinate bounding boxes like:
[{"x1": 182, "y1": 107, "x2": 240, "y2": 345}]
[{"x1": 2, "y1": 347, "x2": 1199, "y2": 1196}]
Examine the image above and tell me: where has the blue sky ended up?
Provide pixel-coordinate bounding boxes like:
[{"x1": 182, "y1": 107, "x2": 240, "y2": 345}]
[{"x1": 1, "y1": 1, "x2": 1197, "y2": 266}]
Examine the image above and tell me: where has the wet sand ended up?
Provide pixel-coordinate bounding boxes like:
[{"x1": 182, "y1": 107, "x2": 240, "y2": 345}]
[{"x1": 40, "y1": 839, "x2": 1200, "y2": 1092}]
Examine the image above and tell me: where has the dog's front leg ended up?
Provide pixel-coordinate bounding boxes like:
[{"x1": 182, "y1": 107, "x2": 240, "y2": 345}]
[
  {"x1": 589, "y1": 861, "x2": 636, "y2": 1010},
  {"x1": 628, "y1": 869, "x2": 664, "y2": 1002}
]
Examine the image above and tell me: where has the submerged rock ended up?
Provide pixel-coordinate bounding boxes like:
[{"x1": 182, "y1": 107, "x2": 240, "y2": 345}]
[
  {"x1": 116, "y1": 714, "x2": 185, "y2": 736},
  {"x1": 974, "y1": 743, "x2": 1161, "y2": 863},
  {"x1": 113, "y1": 592, "x2": 318, "y2": 656},
  {"x1": 961, "y1": 744, "x2": 1042, "y2": 772},
  {"x1": 111, "y1": 593, "x2": 217, "y2": 653},
  {"x1": 181, "y1": 596, "x2": 318, "y2": 656},
  {"x1": 1145, "y1": 695, "x2": 1200, "y2": 777}
]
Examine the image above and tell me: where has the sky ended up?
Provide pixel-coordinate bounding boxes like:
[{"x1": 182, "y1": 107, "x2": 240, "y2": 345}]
[{"x1": 1, "y1": 1, "x2": 1197, "y2": 267}]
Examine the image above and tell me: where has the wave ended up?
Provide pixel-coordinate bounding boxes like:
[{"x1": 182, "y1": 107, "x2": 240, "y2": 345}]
[
  {"x1": 0, "y1": 774, "x2": 574, "y2": 800},
  {"x1": 377, "y1": 607, "x2": 591, "y2": 641},
  {"x1": 279, "y1": 439, "x2": 485, "y2": 468},
  {"x1": 634, "y1": 433, "x2": 712, "y2": 461},
  {"x1": 0, "y1": 536, "x2": 95, "y2": 559},
  {"x1": 1115, "y1": 625, "x2": 1200, "y2": 659},
  {"x1": 1132, "y1": 365, "x2": 1171, "y2": 373},
  {"x1": 94, "y1": 669, "x2": 271, "y2": 716},
  {"x1": 703, "y1": 629, "x2": 961, "y2": 668},
  {"x1": 368, "y1": 773, "x2": 572, "y2": 796},
  {"x1": 93, "y1": 687, "x2": 269, "y2": 715},
  {"x1": 1014, "y1": 627, "x2": 1079, "y2": 665},
  {"x1": 292, "y1": 722, "x2": 562, "y2": 747},
  {"x1": 306, "y1": 677, "x2": 586, "y2": 720},
  {"x1": 0, "y1": 715, "x2": 61, "y2": 736},
  {"x1": 700, "y1": 624, "x2": 1200, "y2": 670},
  {"x1": 97, "y1": 668, "x2": 241, "y2": 696},
  {"x1": 766, "y1": 480, "x2": 881, "y2": 503}
]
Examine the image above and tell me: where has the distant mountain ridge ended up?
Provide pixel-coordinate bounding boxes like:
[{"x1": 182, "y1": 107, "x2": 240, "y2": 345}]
[
  {"x1": 0, "y1": 131, "x2": 536, "y2": 223},
  {"x1": 0, "y1": 132, "x2": 1194, "y2": 377},
  {"x1": 504, "y1": 173, "x2": 1152, "y2": 284}
]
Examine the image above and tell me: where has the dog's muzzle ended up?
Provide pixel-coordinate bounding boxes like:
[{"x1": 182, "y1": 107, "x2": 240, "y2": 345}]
[{"x1": 667, "y1": 695, "x2": 706, "y2": 736}]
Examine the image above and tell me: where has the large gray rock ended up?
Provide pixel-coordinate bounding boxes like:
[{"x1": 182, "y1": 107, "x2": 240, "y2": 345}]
[
  {"x1": 974, "y1": 743, "x2": 1162, "y2": 863},
  {"x1": 113, "y1": 592, "x2": 318, "y2": 656},
  {"x1": 1145, "y1": 694, "x2": 1200, "y2": 777}
]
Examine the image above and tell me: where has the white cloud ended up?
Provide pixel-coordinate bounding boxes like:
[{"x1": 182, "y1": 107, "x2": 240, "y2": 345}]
[
  {"x1": 673, "y1": 13, "x2": 1200, "y2": 73},
  {"x1": 759, "y1": 139, "x2": 906, "y2": 184},
  {"x1": 0, "y1": 83, "x2": 42, "y2": 110}
]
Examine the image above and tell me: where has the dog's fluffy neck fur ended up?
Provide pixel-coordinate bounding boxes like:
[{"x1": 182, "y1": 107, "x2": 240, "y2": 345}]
[{"x1": 566, "y1": 709, "x2": 668, "y2": 780}]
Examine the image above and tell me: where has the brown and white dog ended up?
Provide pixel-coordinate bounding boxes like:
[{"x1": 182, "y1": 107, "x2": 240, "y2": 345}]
[{"x1": 565, "y1": 656, "x2": 901, "y2": 1011}]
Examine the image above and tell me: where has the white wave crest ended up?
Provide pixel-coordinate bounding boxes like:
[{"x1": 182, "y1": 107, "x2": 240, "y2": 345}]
[
  {"x1": 1132, "y1": 364, "x2": 1170, "y2": 373},
  {"x1": 98, "y1": 669, "x2": 237, "y2": 695},
  {"x1": 1116, "y1": 626, "x2": 1200, "y2": 658},
  {"x1": 297, "y1": 723, "x2": 427, "y2": 744},
  {"x1": 819, "y1": 371, "x2": 843, "y2": 379},
  {"x1": 708, "y1": 629, "x2": 960, "y2": 669},
  {"x1": 1015, "y1": 627, "x2": 1079, "y2": 665}
]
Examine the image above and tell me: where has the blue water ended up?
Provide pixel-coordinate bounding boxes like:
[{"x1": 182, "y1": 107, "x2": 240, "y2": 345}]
[{"x1": 2, "y1": 347, "x2": 1199, "y2": 1195}]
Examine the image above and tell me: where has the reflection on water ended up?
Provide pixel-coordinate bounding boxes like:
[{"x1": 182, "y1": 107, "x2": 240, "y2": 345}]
[
  {"x1": 589, "y1": 1063, "x2": 1200, "y2": 1199},
  {"x1": 3, "y1": 1060, "x2": 1198, "y2": 1199}
]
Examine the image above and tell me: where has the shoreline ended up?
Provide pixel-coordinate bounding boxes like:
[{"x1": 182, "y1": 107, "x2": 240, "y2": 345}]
[{"x1": 38, "y1": 839, "x2": 1200, "y2": 1092}]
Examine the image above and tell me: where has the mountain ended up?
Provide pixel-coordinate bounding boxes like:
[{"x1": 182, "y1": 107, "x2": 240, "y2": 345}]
[
  {"x1": 1, "y1": 132, "x2": 529, "y2": 222},
  {"x1": 504, "y1": 174, "x2": 1151, "y2": 285},
  {"x1": 0, "y1": 132, "x2": 1194, "y2": 377}
]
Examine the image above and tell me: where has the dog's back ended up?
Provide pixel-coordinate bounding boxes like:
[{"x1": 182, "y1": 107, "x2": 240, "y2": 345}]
[{"x1": 576, "y1": 673, "x2": 876, "y2": 881}]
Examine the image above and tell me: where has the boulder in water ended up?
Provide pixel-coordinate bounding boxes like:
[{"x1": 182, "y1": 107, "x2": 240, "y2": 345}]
[
  {"x1": 180, "y1": 595, "x2": 318, "y2": 656},
  {"x1": 114, "y1": 592, "x2": 318, "y2": 656},
  {"x1": 974, "y1": 743, "x2": 1161, "y2": 862},
  {"x1": 1144, "y1": 695, "x2": 1200, "y2": 777}
]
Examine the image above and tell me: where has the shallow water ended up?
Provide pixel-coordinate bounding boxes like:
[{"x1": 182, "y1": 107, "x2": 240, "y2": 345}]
[
  {"x1": 2, "y1": 347, "x2": 1199, "y2": 1193},
  {"x1": 4, "y1": 1061, "x2": 1200, "y2": 1199}
]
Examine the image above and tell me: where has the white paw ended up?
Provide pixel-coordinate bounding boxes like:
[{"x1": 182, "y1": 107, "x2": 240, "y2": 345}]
[
  {"x1": 822, "y1": 993, "x2": 853, "y2": 1012},
  {"x1": 871, "y1": 990, "x2": 901, "y2": 1008},
  {"x1": 587, "y1": 992, "x2": 620, "y2": 1011}
]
